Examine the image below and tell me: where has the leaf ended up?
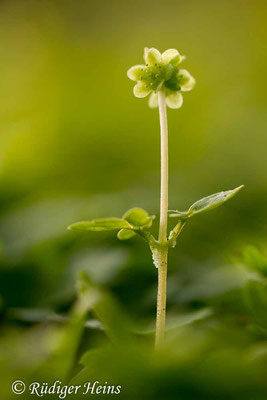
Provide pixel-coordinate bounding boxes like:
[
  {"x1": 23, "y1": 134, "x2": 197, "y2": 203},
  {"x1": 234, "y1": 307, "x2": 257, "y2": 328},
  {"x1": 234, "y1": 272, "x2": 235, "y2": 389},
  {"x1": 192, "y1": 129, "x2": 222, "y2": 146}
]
[
  {"x1": 68, "y1": 218, "x2": 132, "y2": 231},
  {"x1": 7, "y1": 308, "x2": 103, "y2": 330},
  {"x1": 117, "y1": 229, "x2": 137, "y2": 240},
  {"x1": 188, "y1": 185, "x2": 244, "y2": 216},
  {"x1": 168, "y1": 220, "x2": 185, "y2": 248},
  {"x1": 78, "y1": 273, "x2": 133, "y2": 343},
  {"x1": 168, "y1": 210, "x2": 188, "y2": 219},
  {"x1": 36, "y1": 272, "x2": 100, "y2": 381},
  {"x1": 169, "y1": 185, "x2": 244, "y2": 219},
  {"x1": 243, "y1": 246, "x2": 267, "y2": 277},
  {"x1": 123, "y1": 207, "x2": 155, "y2": 228}
]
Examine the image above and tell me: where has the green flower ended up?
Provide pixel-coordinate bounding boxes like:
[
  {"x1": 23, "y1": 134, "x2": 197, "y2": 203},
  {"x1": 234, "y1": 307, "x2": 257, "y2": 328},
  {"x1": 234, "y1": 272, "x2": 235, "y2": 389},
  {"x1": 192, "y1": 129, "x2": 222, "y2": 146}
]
[{"x1": 127, "y1": 47, "x2": 195, "y2": 109}]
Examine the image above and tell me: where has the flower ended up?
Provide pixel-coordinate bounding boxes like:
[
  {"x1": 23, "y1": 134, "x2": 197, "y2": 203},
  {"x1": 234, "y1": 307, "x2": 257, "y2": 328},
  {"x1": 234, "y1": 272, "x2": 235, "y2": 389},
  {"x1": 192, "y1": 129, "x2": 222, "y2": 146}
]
[{"x1": 127, "y1": 47, "x2": 195, "y2": 109}]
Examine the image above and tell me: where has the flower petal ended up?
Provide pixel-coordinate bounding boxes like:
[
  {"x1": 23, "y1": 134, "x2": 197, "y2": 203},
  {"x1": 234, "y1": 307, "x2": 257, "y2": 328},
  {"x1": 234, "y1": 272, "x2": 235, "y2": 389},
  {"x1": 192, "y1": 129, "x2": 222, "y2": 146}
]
[
  {"x1": 133, "y1": 82, "x2": 151, "y2": 98},
  {"x1": 148, "y1": 92, "x2": 158, "y2": 108},
  {"x1": 166, "y1": 92, "x2": 183, "y2": 109},
  {"x1": 178, "y1": 69, "x2": 196, "y2": 91},
  {"x1": 144, "y1": 47, "x2": 161, "y2": 66},
  {"x1": 127, "y1": 65, "x2": 147, "y2": 81},
  {"x1": 144, "y1": 47, "x2": 149, "y2": 61},
  {"x1": 162, "y1": 49, "x2": 182, "y2": 66}
]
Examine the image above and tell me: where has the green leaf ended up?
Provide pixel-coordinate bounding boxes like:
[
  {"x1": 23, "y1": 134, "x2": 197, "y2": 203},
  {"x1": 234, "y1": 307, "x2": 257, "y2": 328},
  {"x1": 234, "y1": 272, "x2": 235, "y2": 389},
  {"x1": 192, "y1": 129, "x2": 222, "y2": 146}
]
[
  {"x1": 168, "y1": 220, "x2": 185, "y2": 248},
  {"x1": 243, "y1": 246, "x2": 267, "y2": 277},
  {"x1": 188, "y1": 185, "x2": 244, "y2": 216},
  {"x1": 123, "y1": 207, "x2": 155, "y2": 228},
  {"x1": 77, "y1": 272, "x2": 133, "y2": 344},
  {"x1": 168, "y1": 210, "x2": 188, "y2": 219},
  {"x1": 36, "y1": 272, "x2": 99, "y2": 381},
  {"x1": 68, "y1": 218, "x2": 132, "y2": 232},
  {"x1": 117, "y1": 229, "x2": 137, "y2": 240},
  {"x1": 169, "y1": 185, "x2": 244, "y2": 219}
]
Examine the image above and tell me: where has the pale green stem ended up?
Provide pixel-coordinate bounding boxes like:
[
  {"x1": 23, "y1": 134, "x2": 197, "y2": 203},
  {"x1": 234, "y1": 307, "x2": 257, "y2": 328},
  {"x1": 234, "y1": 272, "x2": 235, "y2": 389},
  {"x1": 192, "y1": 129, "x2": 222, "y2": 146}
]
[
  {"x1": 155, "y1": 246, "x2": 168, "y2": 347},
  {"x1": 158, "y1": 91, "x2": 168, "y2": 245},
  {"x1": 155, "y1": 90, "x2": 169, "y2": 348}
]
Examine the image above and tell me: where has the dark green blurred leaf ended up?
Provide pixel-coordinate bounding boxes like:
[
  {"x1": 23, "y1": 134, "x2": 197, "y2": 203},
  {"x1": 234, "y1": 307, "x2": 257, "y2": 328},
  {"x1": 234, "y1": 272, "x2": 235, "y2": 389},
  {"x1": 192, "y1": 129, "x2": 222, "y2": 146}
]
[
  {"x1": 7, "y1": 307, "x2": 103, "y2": 330},
  {"x1": 41, "y1": 279, "x2": 100, "y2": 379},
  {"x1": 78, "y1": 272, "x2": 133, "y2": 343},
  {"x1": 243, "y1": 246, "x2": 267, "y2": 277},
  {"x1": 242, "y1": 280, "x2": 267, "y2": 328}
]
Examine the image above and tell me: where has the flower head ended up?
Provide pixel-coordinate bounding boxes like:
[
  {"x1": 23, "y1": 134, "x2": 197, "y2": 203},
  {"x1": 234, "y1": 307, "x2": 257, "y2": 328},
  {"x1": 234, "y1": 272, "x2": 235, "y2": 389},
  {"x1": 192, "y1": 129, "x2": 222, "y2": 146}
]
[{"x1": 127, "y1": 47, "x2": 195, "y2": 109}]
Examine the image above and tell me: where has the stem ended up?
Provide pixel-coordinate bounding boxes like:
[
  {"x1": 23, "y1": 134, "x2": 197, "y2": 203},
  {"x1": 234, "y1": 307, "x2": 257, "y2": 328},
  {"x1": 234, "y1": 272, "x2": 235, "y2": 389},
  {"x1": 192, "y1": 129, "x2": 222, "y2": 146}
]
[
  {"x1": 155, "y1": 247, "x2": 168, "y2": 347},
  {"x1": 158, "y1": 91, "x2": 168, "y2": 245},
  {"x1": 155, "y1": 90, "x2": 169, "y2": 348}
]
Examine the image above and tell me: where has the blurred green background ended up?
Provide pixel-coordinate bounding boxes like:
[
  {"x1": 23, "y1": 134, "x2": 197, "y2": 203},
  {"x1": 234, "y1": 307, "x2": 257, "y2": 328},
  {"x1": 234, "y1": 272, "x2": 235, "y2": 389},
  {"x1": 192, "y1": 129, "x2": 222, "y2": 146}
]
[{"x1": 0, "y1": 0, "x2": 267, "y2": 399}]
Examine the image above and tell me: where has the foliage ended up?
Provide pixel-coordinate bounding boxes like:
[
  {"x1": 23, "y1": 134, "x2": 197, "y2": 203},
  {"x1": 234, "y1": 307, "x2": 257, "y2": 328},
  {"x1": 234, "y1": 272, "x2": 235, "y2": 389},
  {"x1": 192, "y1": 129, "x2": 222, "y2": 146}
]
[
  {"x1": 68, "y1": 186, "x2": 243, "y2": 265},
  {"x1": 0, "y1": 0, "x2": 266, "y2": 399},
  {"x1": 1, "y1": 248, "x2": 267, "y2": 399}
]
